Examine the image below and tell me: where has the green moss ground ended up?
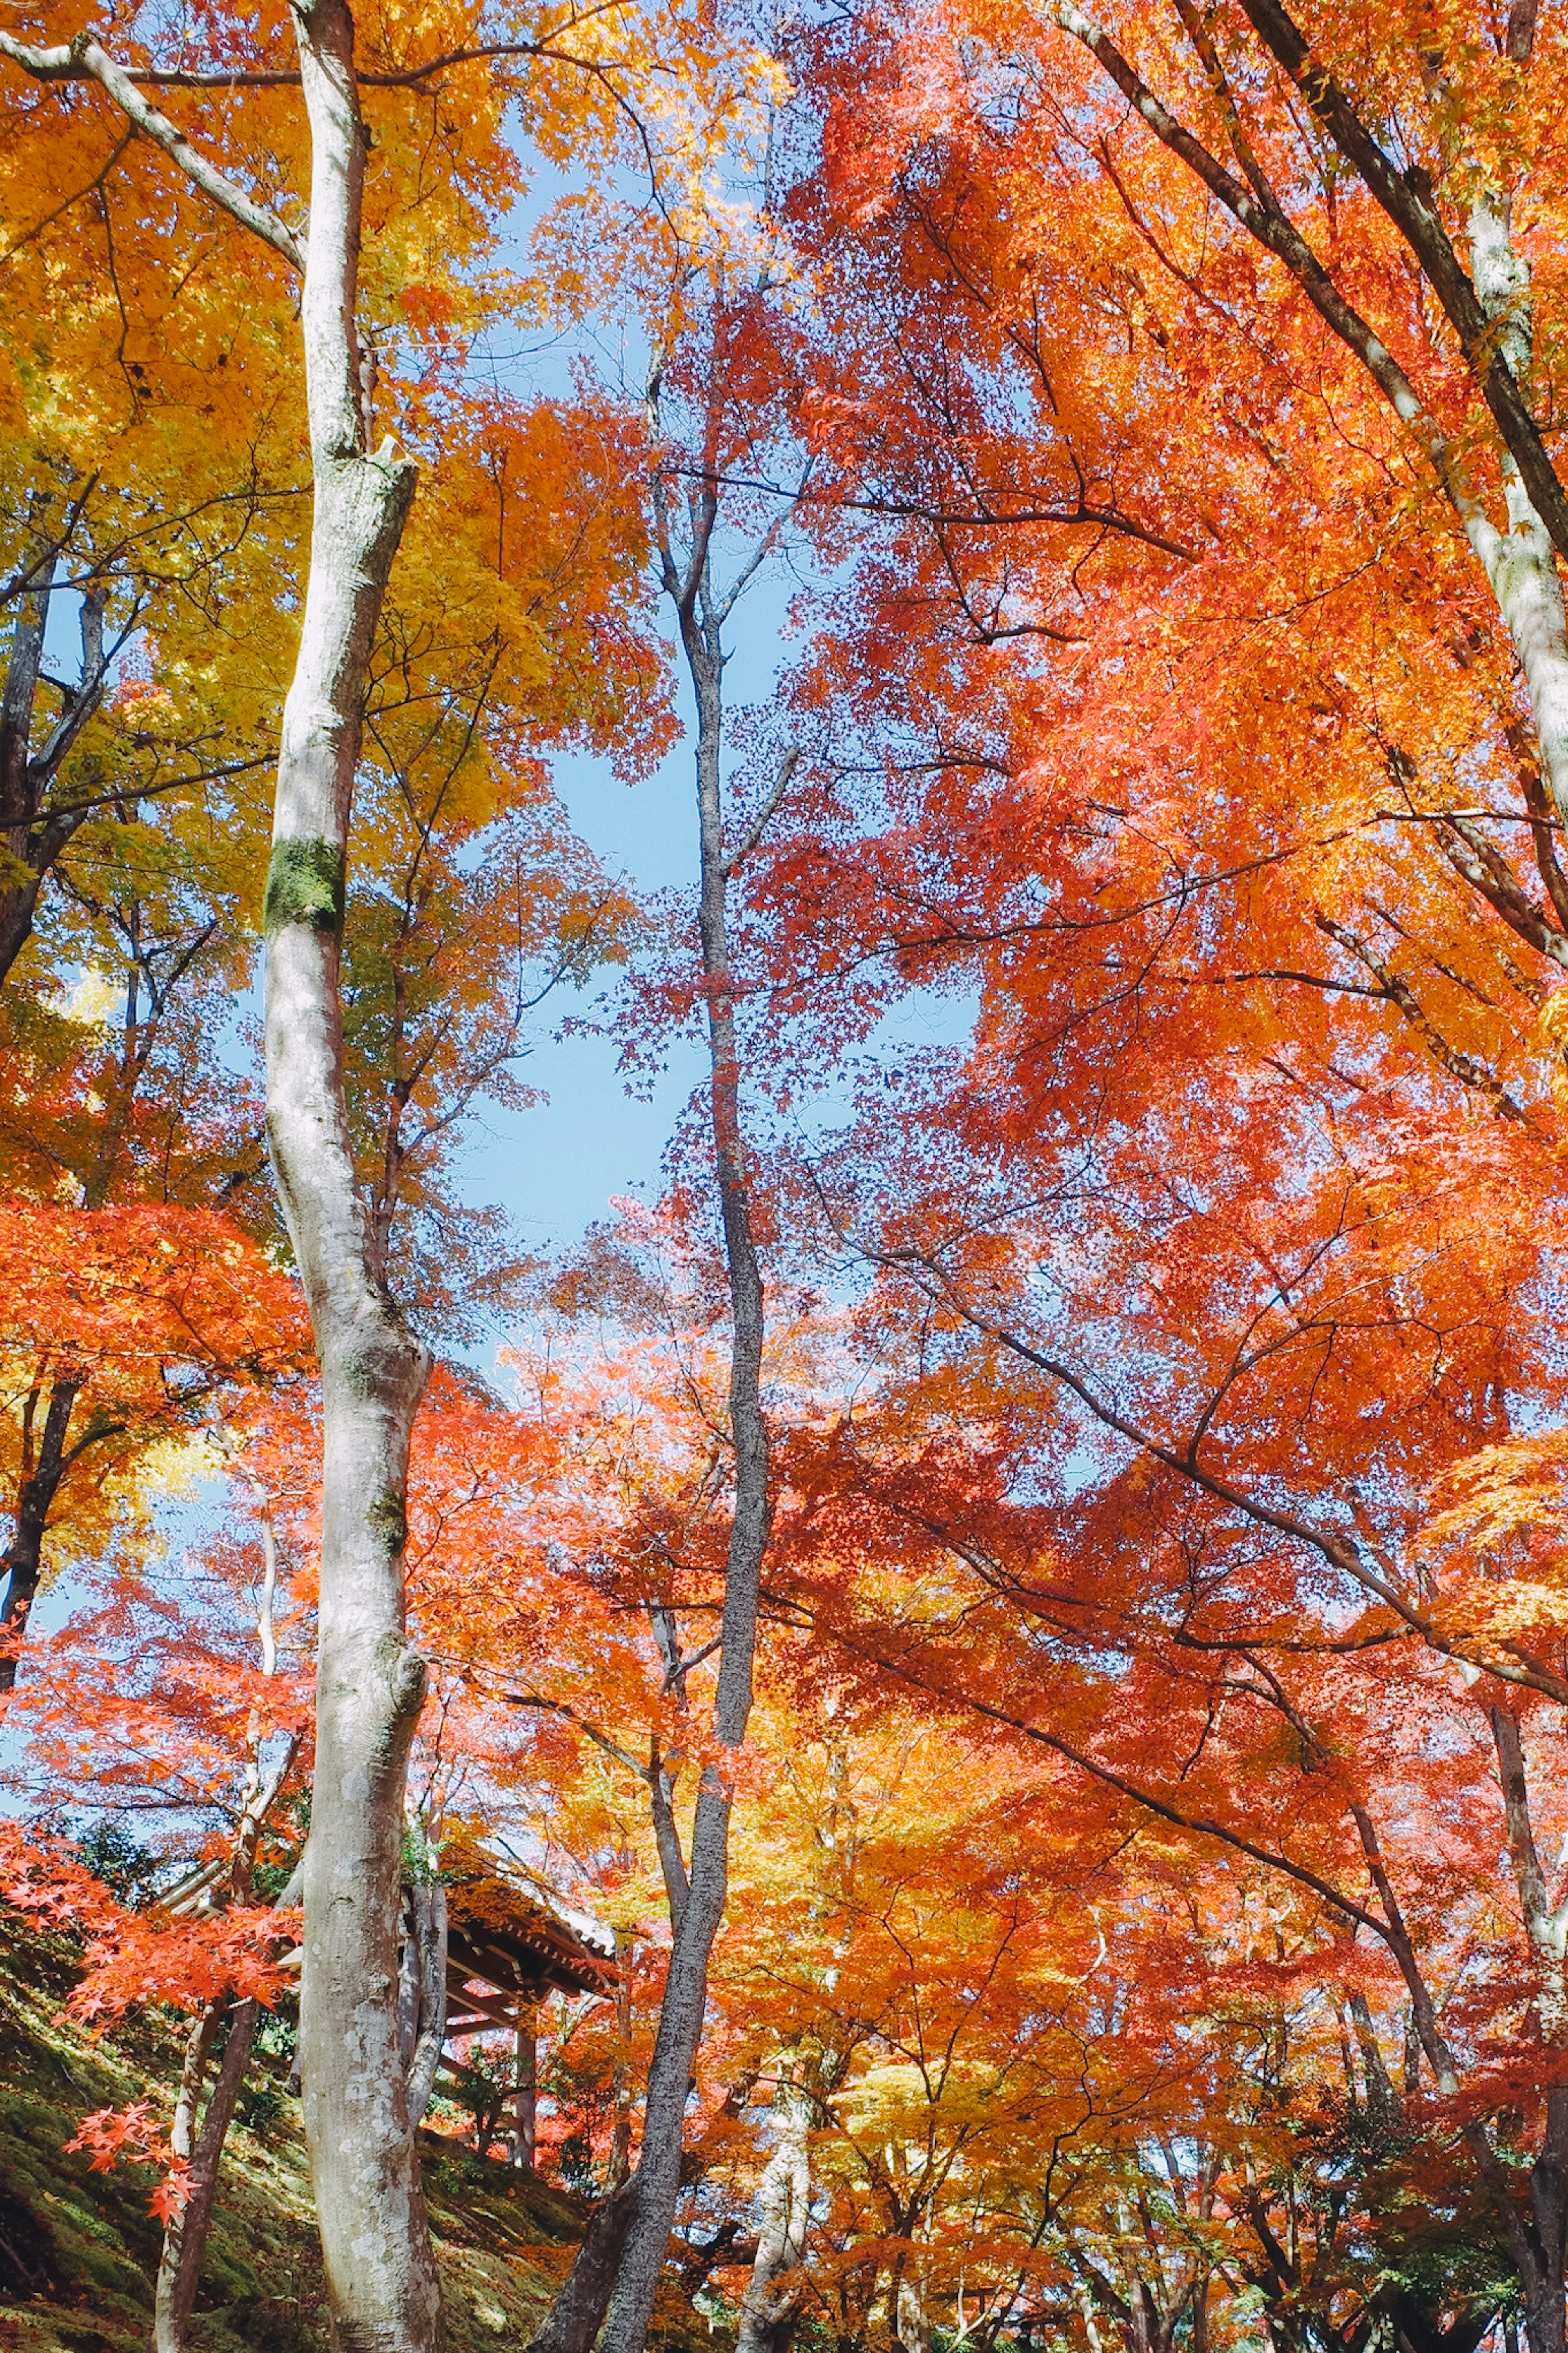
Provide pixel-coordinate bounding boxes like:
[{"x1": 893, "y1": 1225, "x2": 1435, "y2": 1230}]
[{"x1": 0, "y1": 1919, "x2": 702, "y2": 2353}]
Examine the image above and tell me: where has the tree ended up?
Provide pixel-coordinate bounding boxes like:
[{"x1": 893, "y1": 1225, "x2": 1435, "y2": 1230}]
[
  {"x1": 0, "y1": 1204, "x2": 307, "y2": 1690},
  {"x1": 666, "y1": 14, "x2": 1568, "y2": 2348},
  {"x1": 0, "y1": 5, "x2": 708, "y2": 2342},
  {"x1": 16, "y1": 7, "x2": 1568, "y2": 2353}
]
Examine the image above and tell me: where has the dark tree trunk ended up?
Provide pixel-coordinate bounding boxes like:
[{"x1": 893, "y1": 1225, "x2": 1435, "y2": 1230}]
[
  {"x1": 0, "y1": 560, "x2": 108, "y2": 987},
  {"x1": 154, "y1": 1998, "x2": 262, "y2": 2353},
  {"x1": 0, "y1": 1378, "x2": 80, "y2": 1693},
  {"x1": 513, "y1": 2020, "x2": 537, "y2": 2169},
  {"x1": 529, "y1": 2177, "x2": 641, "y2": 2353}
]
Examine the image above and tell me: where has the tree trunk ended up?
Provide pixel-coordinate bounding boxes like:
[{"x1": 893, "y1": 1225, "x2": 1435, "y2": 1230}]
[
  {"x1": 893, "y1": 2273, "x2": 931, "y2": 2353},
  {"x1": 736, "y1": 2068, "x2": 811, "y2": 2353},
  {"x1": 153, "y1": 1997, "x2": 261, "y2": 2353},
  {"x1": 401, "y1": 1878, "x2": 448, "y2": 2132},
  {"x1": 149, "y1": 1714, "x2": 301, "y2": 2349},
  {"x1": 0, "y1": 22, "x2": 430, "y2": 2323},
  {"x1": 0, "y1": 549, "x2": 52, "y2": 986},
  {"x1": 596, "y1": 485, "x2": 774, "y2": 2353},
  {"x1": 1480, "y1": 1713, "x2": 1568, "y2": 2353},
  {"x1": 262, "y1": 4, "x2": 433, "y2": 2346},
  {"x1": 0, "y1": 547, "x2": 109, "y2": 988},
  {"x1": 1464, "y1": 2081, "x2": 1568, "y2": 2353},
  {"x1": 607, "y1": 1931, "x2": 633, "y2": 2190},
  {"x1": 0, "y1": 1376, "x2": 80, "y2": 1693},
  {"x1": 513, "y1": 2019, "x2": 537, "y2": 2169},
  {"x1": 1520, "y1": 2275, "x2": 1566, "y2": 2353},
  {"x1": 529, "y1": 2176, "x2": 641, "y2": 2353}
]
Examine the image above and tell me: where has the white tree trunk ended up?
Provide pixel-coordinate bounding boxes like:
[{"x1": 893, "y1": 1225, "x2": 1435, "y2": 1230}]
[
  {"x1": 894, "y1": 2270, "x2": 932, "y2": 2353},
  {"x1": 736, "y1": 2068, "x2": 811, "y2": 2353},
  {"x1": 1457, "y1": 191, "x2": 1568, "y2": 831},
  {"x1": 262, "y1": 4, "x2": 437, "y2": 2346}
]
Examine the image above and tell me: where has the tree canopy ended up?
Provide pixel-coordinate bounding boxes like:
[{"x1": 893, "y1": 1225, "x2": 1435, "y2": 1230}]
[{"x1": 3, "y1": 5, "x2": 1568, "y2": 2353}]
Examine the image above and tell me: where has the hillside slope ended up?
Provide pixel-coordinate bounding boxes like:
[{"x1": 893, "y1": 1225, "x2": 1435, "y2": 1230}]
[{"x1": 0, "y1": 1919, "x2": 688, "y2": 2353}]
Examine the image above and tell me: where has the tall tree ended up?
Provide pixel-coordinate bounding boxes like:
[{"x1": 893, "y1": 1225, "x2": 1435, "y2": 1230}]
[
  {"x1": 587, "y1": 287, "x2": 795, "y2": 2353},
  {"x1": 0, "y1": 6, "x2": 697, "y2": 2342}
]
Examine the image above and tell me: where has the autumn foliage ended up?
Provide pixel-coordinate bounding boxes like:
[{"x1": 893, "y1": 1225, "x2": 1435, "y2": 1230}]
[{"x1": 5, "y1": 3, "x2": 1568, "y2": 2353}]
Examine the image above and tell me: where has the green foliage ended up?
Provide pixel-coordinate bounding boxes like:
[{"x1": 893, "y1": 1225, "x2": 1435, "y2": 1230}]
[
  {"x1": 1292, "y1": 2092, "x2": 1516, "y2": 2334},
  {"x1": 442, "y1": 2039, "x2": 521, "y2": 2159},
  {"x1": 556, "y1": 2132, "x2": 599, "y2": 2198},
  {"x1": 262, "y1": 841, "x2": 345, "y2": 940},
  {"x1": 234, "y1": 2080, "x2": 290, "y2": 2141},
  {"x1": 69, "y1": 1819, "x2": 163, "y2": 1909}
]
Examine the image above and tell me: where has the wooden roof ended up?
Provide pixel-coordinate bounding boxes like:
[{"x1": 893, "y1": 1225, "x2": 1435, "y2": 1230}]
[{"x1": 440, "y1": 1837, "x2": 616, "y2": 2035}]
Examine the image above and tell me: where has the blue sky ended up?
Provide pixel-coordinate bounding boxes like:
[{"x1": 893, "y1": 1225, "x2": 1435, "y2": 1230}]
[
  {"x1": 432, "y1": 173, "x2": 794, "y2": 1255},
  {"x1": 450, "y1": 563, "x2": 800, "y2": 1255},
  {"x1": 457, "y1": 739, "x2": 708, "y2": 1254},
  {"x1": 454, "y1": 199, "x2": 817, "y2": 1258}
]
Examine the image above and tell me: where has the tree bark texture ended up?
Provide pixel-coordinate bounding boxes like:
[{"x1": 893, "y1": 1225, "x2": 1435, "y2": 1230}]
[
  {"x1": 529, "y1": 2176, "x2": 641, "y2": 2353},
  {"x1": 261, "y1": 4, "x2": 432, "y2": 2347},
  {"x1": 398, "y1": 1876, "x2": 448, "y2": 2131},
  {"x1": 607, "y1": 1931, "x2": 634, "y2": 2190}
]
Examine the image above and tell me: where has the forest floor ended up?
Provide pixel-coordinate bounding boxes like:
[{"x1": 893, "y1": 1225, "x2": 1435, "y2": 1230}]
[{"x1": 0, "y1": 1918, "x2": 700, "y2": 2353}]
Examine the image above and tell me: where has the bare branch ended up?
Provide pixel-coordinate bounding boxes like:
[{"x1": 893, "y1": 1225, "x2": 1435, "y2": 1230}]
[
  {"x1": 722, "y1": 748, "x2": 798, "y2": 879},
  {"x1": 855, "y1": 1236, "x2": 1568, "y2": 1706}
]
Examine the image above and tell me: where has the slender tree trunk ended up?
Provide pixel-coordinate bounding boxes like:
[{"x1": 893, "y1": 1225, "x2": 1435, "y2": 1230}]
[
  {"x1": 513, "y1": 2018, "x2": 537, "y2": 2169},
  {"x1": 1475, "y1": 1711, "x2": 1568, "y2": 2353},
  {"x1": 261, "y1": 4, "x2": 433, "y2": 2345},
  {"x1": 0, "y1": 549, "x2": 107, "y2": 986},
  {"x1": 153, "y1": 1997, "x2": 261, "y2": 2353},
  {"x1": 152, "y1": 2002, "x2": 220, "y2": 2353},
  {"x1": 401, "y1": 1877, "x2": 448, "y2": 2132},
  {"x1": 596, "y1": 511, "x2": 774, "y2": 2353},
  {"x1": 0, "y1": 551, "x2": 52, "y2": 983},
  {"x1": 150, "y1": 1700, "x2": 301, "y2": 2349},
  {"x1": 0, "y1": 1377, "x2": 81, "y2": 1693}
]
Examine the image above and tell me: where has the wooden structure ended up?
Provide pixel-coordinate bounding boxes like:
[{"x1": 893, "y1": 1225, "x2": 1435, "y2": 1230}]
[
  {"x1": 275, "y1": 1835, "x2": 613, "y2": 2161},
  {"x1": 443, "y1": 1864, "x2": 617, "y2": 2034},
  {"x1": 436, "y1": 1838, "x2": 617, "y2": 2166}
]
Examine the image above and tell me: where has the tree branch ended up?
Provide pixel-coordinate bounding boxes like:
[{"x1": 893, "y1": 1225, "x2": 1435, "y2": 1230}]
[{"x1": 0, "y1": 31, "x2": 304, "y2": 268}]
